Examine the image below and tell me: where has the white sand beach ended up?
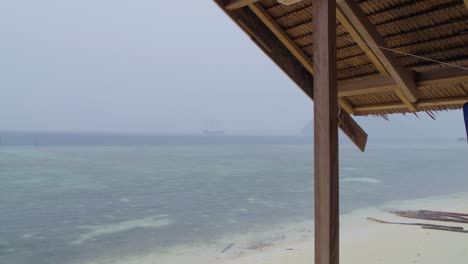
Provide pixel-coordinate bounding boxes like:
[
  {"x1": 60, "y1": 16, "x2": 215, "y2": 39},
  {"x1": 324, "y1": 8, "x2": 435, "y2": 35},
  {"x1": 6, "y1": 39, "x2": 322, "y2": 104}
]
[
  {"x1": 217, "y1": 192, "x2": 468, "y2": 264},
  {"x1": 86, "y1": 192, "x2": 468, "y2": 264}
]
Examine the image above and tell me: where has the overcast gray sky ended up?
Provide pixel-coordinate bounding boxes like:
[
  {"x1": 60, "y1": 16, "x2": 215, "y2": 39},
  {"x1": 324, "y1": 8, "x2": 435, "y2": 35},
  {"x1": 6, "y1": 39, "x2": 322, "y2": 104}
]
[{"x1": 0, "y1": 0, "x2": 465, "y2": 138}]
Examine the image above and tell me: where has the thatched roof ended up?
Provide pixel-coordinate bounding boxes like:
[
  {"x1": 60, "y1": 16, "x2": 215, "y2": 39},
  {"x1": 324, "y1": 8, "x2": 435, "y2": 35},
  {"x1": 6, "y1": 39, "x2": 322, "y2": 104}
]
[{"x1": 215, "y1": 0, "x2": 468, "y2": 118}]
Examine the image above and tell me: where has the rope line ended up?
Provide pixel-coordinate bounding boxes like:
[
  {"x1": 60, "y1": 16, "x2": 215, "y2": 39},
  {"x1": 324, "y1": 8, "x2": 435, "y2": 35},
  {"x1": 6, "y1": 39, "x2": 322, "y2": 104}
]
[{"x1": 342, "y1": 37, "x2": 468, "y2": 71}]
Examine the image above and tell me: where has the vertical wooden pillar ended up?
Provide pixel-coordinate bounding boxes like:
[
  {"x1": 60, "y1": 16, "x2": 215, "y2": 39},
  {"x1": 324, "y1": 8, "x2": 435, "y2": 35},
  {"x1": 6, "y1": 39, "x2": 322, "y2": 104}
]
[{"x1": 313, "y1": 0, "x2": 339, "y2": 264}]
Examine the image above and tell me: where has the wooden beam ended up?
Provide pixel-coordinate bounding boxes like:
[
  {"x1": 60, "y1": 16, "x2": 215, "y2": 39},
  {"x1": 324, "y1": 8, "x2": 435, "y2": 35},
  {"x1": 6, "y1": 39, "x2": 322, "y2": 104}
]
[
  {"x1": 395, "y1": 89, "x2": 416, "y2": 112},
  {"x1": 213, "y1": 0, "x2": 367, "y2": 152},
  {"x1": 313, "y1": 1, "x2": 339, "y2": 264},
  {"x1": 248, "y1": 2, "x2": 356, "y2": 114},
  {"x1": 338, "y1": 98, "x2": 355, "y2": 114},
  {"x1": 336, "y1": 9, "x2": 387, "y2": 75},
  {"x1": 337, "y1": 0, "x2": 419, "y2": 103},
  {"x1": 338, "y1": 76, "x2": 397, "y2": 97},
  {"x1": 337, "y1": 67, "x2": 468, "y2": 97},
  {"x1": 417, "y1": 97, "x2": 468, "y2": 107},
  {"x1": 339, "y1": 110, "x2": 367, "y2": 151},
  {"x1": 248, "y1": 2, "x2": 314, "y2": 74},
  {"x1": 355, "y1": 103, "x2": 407, "y2": 112},
  {"x1": 417, "y1": 66, "x2": 468, "y2": 87},
  {"x1": 225, "y1": 0, "x2": 257, "y2": 10},
  {"x1": 216, "y1": 2, "x2": 314, "y2": 97},
  {"x1": 354, "y1": 97, "x2": 468, "y2": 113},
  {"x1": 337, "y1": 5, "x2": 417, "y2": 111},
  {"x1": 339, "y1": 112, "x2": 366, "y2": 151}
]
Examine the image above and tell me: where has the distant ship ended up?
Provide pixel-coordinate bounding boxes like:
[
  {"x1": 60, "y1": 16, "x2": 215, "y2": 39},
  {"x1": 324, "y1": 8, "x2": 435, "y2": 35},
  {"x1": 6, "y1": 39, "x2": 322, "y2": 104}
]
[{"x1": 201, "y1": 130, "x2": 225, "y2": 135}]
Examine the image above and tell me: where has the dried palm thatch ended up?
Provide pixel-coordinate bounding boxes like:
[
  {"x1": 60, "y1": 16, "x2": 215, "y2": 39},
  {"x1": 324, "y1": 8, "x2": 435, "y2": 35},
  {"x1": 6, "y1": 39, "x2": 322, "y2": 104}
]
[{"x1": 219, "y1": 0, "x2": 468, "y2": 117}]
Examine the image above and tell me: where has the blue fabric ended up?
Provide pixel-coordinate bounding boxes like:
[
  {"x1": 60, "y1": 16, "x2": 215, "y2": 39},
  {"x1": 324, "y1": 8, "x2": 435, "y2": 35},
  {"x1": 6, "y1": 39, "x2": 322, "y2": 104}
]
[{"x1": 464, "y1": 103, "x2": 468, "y2": 143}]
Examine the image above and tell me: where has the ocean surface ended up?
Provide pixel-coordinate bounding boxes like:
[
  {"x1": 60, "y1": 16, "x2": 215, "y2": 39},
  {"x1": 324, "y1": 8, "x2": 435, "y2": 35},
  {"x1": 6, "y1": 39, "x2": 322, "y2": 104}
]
[{"x1": 0, "y1": 134, "x2": 467, "y2": 264}]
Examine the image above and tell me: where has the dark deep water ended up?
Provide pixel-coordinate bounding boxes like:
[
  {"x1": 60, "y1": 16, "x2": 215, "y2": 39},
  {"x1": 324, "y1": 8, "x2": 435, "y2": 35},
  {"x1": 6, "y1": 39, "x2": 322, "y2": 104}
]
[{"x1": 0, "y1": 134, "x2": 467, "y2": 263}]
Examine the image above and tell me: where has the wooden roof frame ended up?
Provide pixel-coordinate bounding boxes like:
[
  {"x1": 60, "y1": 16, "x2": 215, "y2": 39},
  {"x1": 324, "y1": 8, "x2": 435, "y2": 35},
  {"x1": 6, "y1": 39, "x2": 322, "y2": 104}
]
[
  {"x1": 339, "y1": 66, "x2": 468, "y2": 97},
  {"x1": 213, "y1": 2, "x2": 468, "y2": 264},
  {"x1": 216, "y1": 0, "x2": 468, "y2": 151},
  {"x1": 222, "y1": 0, "x2": 468, "y2": 113},
  {"x1": 215, "y1": 0, "x2": 368, "y2": 151},
  {"x1": 337, "y1": 0, "x2": 419, "y2": 112},
  {"x1": 225, "y1": 0, "x2": 427, "y2": 111}
]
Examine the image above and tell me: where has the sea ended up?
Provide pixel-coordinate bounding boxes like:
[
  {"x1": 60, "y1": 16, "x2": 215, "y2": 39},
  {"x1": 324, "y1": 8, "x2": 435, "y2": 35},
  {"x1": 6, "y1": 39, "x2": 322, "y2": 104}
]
[{"x1": 0, "y1": 132, "x2": 467, "y2": 264}]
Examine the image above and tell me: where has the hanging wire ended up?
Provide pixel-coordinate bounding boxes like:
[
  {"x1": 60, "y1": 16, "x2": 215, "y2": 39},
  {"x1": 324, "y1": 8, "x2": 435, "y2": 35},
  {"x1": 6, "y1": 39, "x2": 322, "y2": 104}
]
[{"x1": 341, "y1": 37, "x2": 468, "y2": 71}]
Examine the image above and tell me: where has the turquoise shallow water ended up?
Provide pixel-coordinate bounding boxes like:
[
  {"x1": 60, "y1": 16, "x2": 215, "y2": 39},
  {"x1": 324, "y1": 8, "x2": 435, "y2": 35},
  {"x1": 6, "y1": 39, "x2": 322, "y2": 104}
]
[{"x1": 0, "y1": 136, "x2": 467, "y2": 264}]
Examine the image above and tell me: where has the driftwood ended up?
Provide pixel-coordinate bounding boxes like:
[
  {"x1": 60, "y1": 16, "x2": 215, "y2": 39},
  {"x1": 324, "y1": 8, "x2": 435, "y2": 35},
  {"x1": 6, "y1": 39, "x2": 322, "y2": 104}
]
[
  {"x1": 367, "y1": 217, "x2": 464, "y2": 231},
  {"x1": 422, "y1": 226, "x2": 468, "y2": 233},
  {"x1": 421, "y1": 210, "x2": 468, "y2": 218},
  {"x1": 388, "y1": 210, "x2": 468, "y2": 224},
  {"x1": 220, "y1": 243, "x2": 235, "y2": 254}
]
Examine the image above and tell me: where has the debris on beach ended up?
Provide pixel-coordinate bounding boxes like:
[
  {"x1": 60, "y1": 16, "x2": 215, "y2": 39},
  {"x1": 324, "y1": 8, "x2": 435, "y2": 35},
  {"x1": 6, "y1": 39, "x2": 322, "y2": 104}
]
[
  {"x1": 368, "y1": 209, "x2": 468, "y2": 233},
  {"x1": 388, "y1": 210, "x2": 468, "y2": 224},
  {"x1": 245, "y1": 241, "x2": 275, "y2": 250},
  {"x1": 422, "y1": 226, "x2": 468, "y2": 233},
  {"x1": 367, "y1": 217, "x2": 465, "y2": 231},
  {"x1": 220, "y1": 243, "x2": 235, "y2": 253}
]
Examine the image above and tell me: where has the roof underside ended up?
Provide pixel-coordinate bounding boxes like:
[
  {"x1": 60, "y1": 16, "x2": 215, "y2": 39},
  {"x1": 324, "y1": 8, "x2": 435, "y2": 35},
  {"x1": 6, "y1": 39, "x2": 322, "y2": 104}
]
[{"x1": 221, "y1": 0, "x2": 468, "y2": 117}]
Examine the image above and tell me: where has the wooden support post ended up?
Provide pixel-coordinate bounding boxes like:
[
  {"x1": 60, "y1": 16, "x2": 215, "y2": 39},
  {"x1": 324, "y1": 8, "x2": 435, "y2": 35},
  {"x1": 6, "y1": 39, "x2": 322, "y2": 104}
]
[{"x1": 313, "y1": 1, "x2": 339, "y2": 264}]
